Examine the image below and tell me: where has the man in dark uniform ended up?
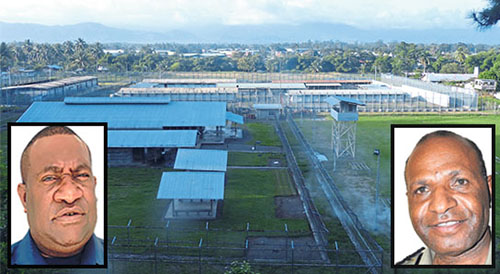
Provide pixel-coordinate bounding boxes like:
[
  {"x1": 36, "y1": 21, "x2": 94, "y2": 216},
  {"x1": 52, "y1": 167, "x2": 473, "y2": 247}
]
[
  {"x1": 398, "y1": 130, "x2": 492, "y2": 265},
  {"x1": 11, "y1": 126, "x2": 103, "y2": 265}
]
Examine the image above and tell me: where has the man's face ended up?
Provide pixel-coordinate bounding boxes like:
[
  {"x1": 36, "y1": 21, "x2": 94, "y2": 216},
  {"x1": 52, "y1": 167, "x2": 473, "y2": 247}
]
[
  {"x1": 405, "y1": 136, "x2": 491, "y2": 256},
  {"x1": 18, "y1": 134, "x2": 97, "y2": 257}
]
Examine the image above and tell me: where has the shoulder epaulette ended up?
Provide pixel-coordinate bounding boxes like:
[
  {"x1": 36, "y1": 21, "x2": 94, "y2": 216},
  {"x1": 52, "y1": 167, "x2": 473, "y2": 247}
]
[{"x1": 396, "y1": 247, "x2": 425, "y2": 265}]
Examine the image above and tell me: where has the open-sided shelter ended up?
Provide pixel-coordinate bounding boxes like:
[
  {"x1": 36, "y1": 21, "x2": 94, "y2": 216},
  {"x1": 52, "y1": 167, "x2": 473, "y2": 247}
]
[{"x1": 156, "y1": 172, "x2": 225, "y2": 219}]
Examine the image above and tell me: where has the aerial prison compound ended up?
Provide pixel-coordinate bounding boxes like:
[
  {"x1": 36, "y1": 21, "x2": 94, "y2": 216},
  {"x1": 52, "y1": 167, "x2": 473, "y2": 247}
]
[{"x1": 9, "y1": 70, "x2": 494, "y2": 272}]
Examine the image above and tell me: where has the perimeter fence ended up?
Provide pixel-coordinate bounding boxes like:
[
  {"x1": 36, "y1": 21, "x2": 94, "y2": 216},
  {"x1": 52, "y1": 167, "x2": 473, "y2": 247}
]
[{"x1": 107, "y1": 221, "x2": 383, "y2": 273}]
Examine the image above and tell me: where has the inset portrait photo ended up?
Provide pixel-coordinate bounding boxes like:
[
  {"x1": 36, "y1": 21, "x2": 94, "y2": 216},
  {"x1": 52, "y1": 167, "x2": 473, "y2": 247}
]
[
  {"x1": 392, "y1": 125, "x2": 494, "y2": 267},
  {"x1": 8, "y1": 123, "x2": 107, "y2": 268}
]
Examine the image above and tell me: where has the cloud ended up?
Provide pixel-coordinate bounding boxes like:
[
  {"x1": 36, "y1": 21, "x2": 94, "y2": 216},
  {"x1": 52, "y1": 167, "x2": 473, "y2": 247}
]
[{"x1": 0, "y1": 0, "x2": 490, "y2": 31}]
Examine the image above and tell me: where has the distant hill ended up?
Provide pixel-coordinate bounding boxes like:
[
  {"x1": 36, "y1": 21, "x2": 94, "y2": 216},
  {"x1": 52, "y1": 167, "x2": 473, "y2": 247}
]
[
  {"x1": 1, "y1": 21, "x2": 500, "y2": 44},
  {"x1": 0, "y1": 22, "x2": 196, "y2": 43}
]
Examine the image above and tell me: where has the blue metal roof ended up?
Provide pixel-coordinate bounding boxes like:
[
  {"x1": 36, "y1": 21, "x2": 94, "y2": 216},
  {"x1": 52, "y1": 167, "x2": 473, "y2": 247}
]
[
  {"x1": 253, "y1": 104, "x2": 283, "y2": 110},
  {"x1": 226, "y1": 111, "x2": 244, "y2": 124},
  {"x1": 156, "y1": 172, "x2": 225, "y2": 200},
  {"x1": 64, "y1": 96, "x2": 171, "y2": 104},
  {"x1": 108, "y1": 130, "x2": 197, "y2": 148},
  {"x1": 325, "y1": 96, "x2": 366, "y2": 106},
  {"x1": 17, "y1": 100, "x2": 227, "y2": 128},
  {"x1": 129, "y1": 82, "x2": 162, "y2": 88},
  {"x1": 174, "y1": 149, "x2": 228, "y2": 171},
  {"x1": 218, "y1": 83, "x2": 305, "y2": 89}
]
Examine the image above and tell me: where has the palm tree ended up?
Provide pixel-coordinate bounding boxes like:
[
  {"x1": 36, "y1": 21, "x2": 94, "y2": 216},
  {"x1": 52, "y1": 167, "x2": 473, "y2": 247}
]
[
  {"x1": 417, "y1": 50, "x2": 431, "y2": 75},
  {"x1": 455, "y1": 47, "x2": 468, "y2": 73}
]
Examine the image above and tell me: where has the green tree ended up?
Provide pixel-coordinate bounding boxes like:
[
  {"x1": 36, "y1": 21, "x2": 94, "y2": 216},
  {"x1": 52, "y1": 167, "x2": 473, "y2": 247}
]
[
  {"x1": 454, "y1": 46, "x2": 469, "y2": 73},
  {"x1": 471, "y1": 0, "x2": 500, "y2": 28},
  {"x1": 0, "y1": 42, "x2": 13, "y2": 71},
  {"x1": 391, "y1": 42, "x2": 417, "y2": 76},
  {"x1": 440, "y1": 62, "x2": 461, "y2": 73},
  {"x1": 372, "y1": 55, "x2": 392, "y2": 73},
  {"x1": 417, "y1": 49, "x2": 431, "y2": 74}
]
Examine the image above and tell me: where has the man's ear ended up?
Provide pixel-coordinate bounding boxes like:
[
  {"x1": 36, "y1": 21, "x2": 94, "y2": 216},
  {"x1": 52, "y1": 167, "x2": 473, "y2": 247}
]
[
  {"x1": 487, "y1": 175, "x2": 492, "y2": 206},
  {"x1": 17, "y1": 183, "x2": 28, "y2": 213}
]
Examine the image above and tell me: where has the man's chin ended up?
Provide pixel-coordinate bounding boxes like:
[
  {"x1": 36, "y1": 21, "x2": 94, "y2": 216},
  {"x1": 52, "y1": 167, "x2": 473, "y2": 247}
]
[
  {"x1": 424, "y1": 235, "x2": 472, "y2": 256},
  {"x1": 45, "y1": 230, "x2": 93, "y2": 255}
]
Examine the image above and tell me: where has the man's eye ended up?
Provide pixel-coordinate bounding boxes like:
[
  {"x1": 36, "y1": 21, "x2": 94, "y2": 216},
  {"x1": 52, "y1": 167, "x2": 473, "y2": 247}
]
[
  {"x1": 41, "y1": 176, "x2": 57, "y2": 182},
  {"x1": 455, "y1": 178, "x2": 469, "y2": 186},
  {"x1": 415, "y1": 186, "x2": 428, "y2": 194},
  {"x1": 75, "y1": 173, "x2": 90, "y2": 180}
]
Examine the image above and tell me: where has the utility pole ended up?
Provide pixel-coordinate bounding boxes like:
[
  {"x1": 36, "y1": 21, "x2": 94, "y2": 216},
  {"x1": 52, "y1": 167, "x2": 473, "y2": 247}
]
[{"x1": 373, "y1": 149, "x2": 381, "y2": 232}]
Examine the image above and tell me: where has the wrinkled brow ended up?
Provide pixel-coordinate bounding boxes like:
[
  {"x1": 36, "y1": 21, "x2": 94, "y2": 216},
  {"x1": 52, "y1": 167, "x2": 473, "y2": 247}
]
[{"x1": 37, "y1": 164, "x2": 92, "y2": 176}]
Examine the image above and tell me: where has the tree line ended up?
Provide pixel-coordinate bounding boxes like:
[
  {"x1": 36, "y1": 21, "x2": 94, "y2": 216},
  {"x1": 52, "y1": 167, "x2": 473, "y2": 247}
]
[{"x1": 1, "y1": 39, "x2": 500, "y2": 84}]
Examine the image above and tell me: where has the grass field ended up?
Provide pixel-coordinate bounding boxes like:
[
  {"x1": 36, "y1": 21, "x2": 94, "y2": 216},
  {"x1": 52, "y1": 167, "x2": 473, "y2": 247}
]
[
  {"x1": 244, "y1": 122, "x2": 282, "y2": 146},
  {"x1": 228, "y1": 151, "x2": 286, "y2": 166},
  {"x1": 107, "y1": 167, "x2": 309, "y2": 244},
  {"x1": 296, "y1": 114, "x2": 500, "y2": 234}
]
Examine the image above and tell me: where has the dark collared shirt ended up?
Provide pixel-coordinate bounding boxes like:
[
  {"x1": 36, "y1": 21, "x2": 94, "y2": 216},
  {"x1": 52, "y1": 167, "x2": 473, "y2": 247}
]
[{"x1": 11, "y1": 231, "x2": 104, "y2": 265}]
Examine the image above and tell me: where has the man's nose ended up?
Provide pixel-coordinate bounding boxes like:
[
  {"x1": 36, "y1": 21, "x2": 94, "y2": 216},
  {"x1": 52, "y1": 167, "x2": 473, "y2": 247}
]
[
  {"x1": 53, "y1": 174, "x2": 83, "y2": 204},
  {"x1": 428, "y1": 185, "x2": 457, "y2": 215}
]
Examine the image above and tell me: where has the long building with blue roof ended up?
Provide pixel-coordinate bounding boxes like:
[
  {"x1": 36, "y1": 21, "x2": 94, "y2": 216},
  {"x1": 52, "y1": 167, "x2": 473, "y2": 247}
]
[
  {"x1": 17, "y1": 96, "x2": 243, "y2": 166},
  {"x1": 18, "y1": 97, "x2": 227, "y2": 129}
]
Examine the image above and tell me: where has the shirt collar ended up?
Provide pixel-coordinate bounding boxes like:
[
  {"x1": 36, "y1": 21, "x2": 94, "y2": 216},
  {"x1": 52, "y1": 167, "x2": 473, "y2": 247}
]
[
  {"x1": 421, "y1": 237, "x2": 492, "y2": 265},
  {"x1": 12, "y1": 230, "x2": 103, "y2": 265}
]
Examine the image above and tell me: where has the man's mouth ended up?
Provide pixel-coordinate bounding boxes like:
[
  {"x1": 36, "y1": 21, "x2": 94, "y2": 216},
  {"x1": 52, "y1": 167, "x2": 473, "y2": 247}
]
[
  {"x1": 430, "y1": 219, "x2": 466, "y2": 233},
  {"x1": 53, "y1": 208, "x2": 86, "y2": 223},
  {"x1": 435, "y1": 220, "x2": 463, "y2": 227}
]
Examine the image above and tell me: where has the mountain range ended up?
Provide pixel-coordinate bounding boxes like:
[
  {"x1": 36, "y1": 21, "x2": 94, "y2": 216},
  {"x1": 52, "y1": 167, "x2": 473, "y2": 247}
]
[{"x1": 1, "y1": 21, "x2": 500, "y2": 44}]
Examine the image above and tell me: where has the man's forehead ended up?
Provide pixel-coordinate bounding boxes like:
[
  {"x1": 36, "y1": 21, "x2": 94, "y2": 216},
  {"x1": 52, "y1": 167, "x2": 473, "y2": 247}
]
[
  {"x1": 29, "y1": 134, "x2": 91, "y2": 163},
  {"x1": 411, "y1": 135, "x2": 474, "y2": 158},
  {"x1": 405, "y1": 135, "x2": 479, "y2": 183}
]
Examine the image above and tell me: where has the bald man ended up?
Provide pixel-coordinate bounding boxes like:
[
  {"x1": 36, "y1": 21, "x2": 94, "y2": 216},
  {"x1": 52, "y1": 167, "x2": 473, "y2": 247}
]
[{"x1": 397, "y1": 130, "x2": 492, "y2": 265}]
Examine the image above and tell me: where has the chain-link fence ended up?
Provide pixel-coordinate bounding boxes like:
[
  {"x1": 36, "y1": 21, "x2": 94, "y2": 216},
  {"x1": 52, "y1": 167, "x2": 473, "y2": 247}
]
[{"x1": 107, "y1": 222, "x2": 383, "y2": 274}]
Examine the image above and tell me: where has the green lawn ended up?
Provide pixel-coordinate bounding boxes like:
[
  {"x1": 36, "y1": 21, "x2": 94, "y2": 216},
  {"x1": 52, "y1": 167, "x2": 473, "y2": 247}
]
[
  {"x1": 228, "y1": 151, "x2": 286, "y2": 166},
  {"x1": 274, "y1": 169, "x2": 297, "y2": 196},
  {"x1": 296, "y1": 114, "x2": 500, "y2": 233},
  {"x1": 245, "y1": 122, "x2": 282, "y2": 146},
  {"x1": 108, "y1": 167, "x2": 309, "y2": 250}
]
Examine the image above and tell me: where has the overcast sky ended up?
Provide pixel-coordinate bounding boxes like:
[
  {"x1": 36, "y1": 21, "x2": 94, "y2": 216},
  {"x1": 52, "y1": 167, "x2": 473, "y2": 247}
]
[{"x1": 0, "y1": 0, "x2": 492, "y2": 31}]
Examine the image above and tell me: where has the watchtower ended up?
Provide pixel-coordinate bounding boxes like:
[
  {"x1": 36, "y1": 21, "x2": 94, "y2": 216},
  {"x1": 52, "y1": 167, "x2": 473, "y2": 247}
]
[{"x1": 325, "y1": 96, "x2": 366, "y2": 171}]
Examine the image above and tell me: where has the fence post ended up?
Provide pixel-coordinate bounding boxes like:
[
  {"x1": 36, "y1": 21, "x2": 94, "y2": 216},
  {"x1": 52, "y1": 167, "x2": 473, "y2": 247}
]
[
  {"x1": 291, "y1": 240, "x2": 294, "y2": 274},
  {"x1": 165, "y1": 220, "x2": 170, "y2": 243},
  {"x1": 335, "y1": 241, "x2": 339, "y2": 268},
  {"x1": 284, "y1": 224, "x2": 288, "y2": 261},
  {"x1": 111, "y1": 236, "x2": 116, "y2": 274},
  {"x1": 154, "y1": 237, "x2": 159, "y2": 274},
  {"x1": 127, "y1": 219, "x2": 132, "y2": 254},
  {"x1": 198, "y1": 238, "x2": 203, "y2": 274},
  {"x1": 205, "y1": 221, "x2": 209, "y2": 246},
  {"x1": 246, "y1": 222, "x2": 250, "y2": 239}
]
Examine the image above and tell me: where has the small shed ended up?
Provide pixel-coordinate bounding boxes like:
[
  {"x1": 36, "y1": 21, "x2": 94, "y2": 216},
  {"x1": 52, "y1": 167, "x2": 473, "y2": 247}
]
[
  {"x1": 156, "y1": 172, "x2": 225, "y2": 219},
  {"x1": 253, "y1": 104, "x2": 283, "y2": 119},
  {"x1": 174, "y1": 149, "x2": 228, "y2": 172}
]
